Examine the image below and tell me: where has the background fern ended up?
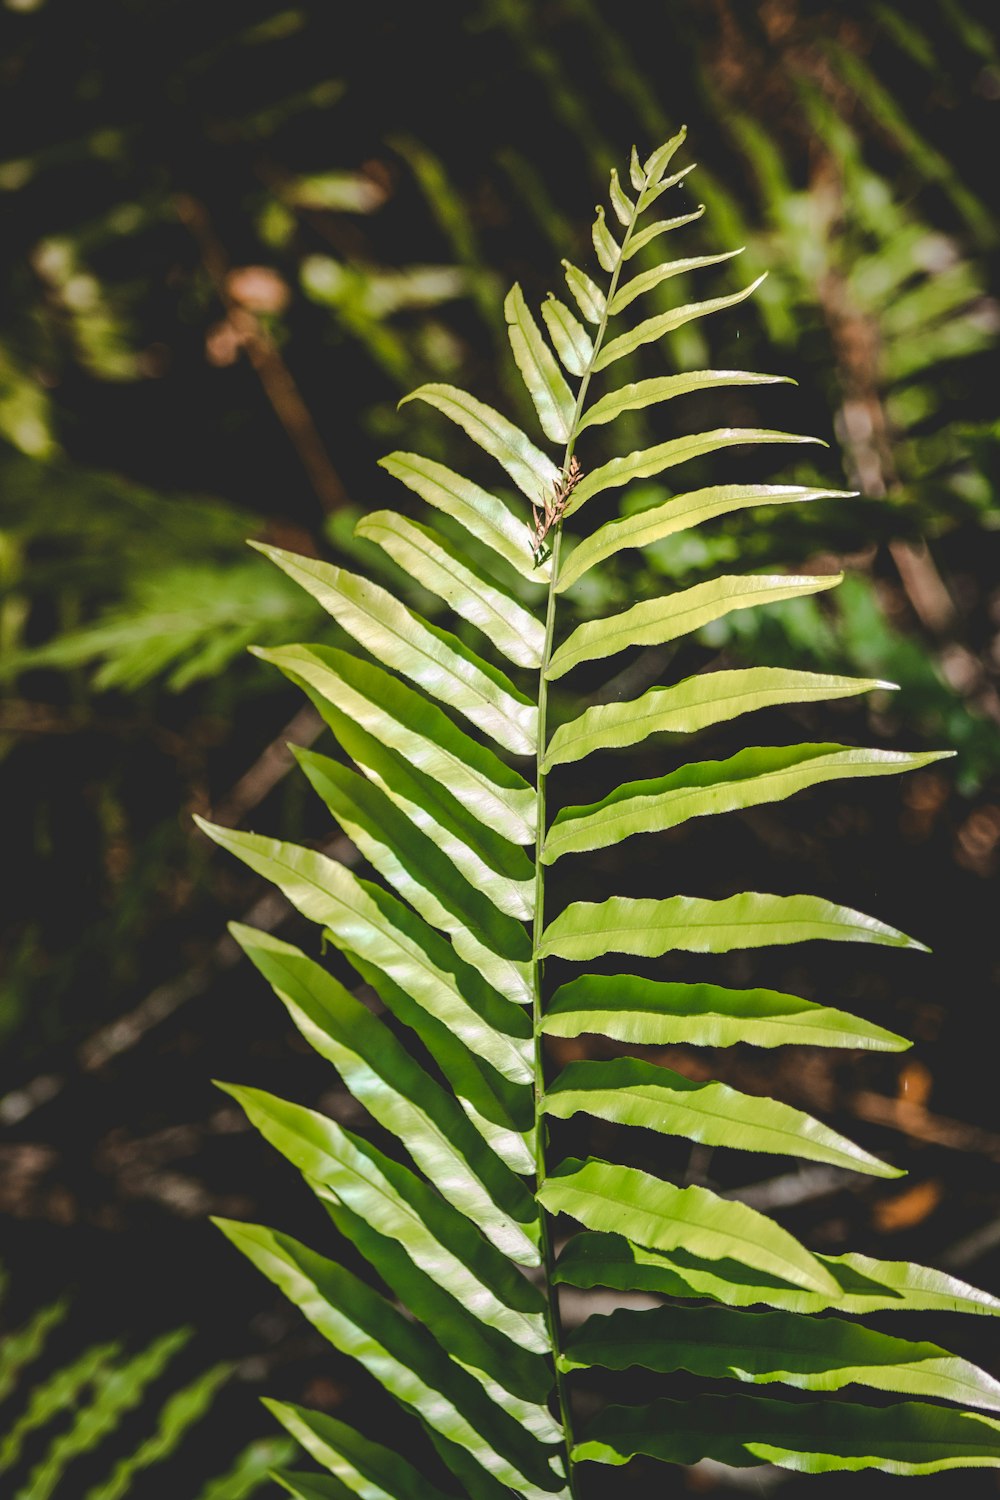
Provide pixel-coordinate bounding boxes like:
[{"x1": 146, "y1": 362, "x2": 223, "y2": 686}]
[
  {"x1": 0, "y1": 1268, "x2": 293, "y2": 1498},
  {"x1": 200, "y1": 136, "x2": 1000, "y2": 1492}
]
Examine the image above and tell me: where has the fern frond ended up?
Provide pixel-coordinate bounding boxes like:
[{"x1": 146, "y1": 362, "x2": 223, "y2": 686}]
[
  {"x1": 206, "y1": 137, "x2": 1000, "y2": 1493},
  {"x1": 0, "y1": 1291, "x2": 280, "y2": 1499}
]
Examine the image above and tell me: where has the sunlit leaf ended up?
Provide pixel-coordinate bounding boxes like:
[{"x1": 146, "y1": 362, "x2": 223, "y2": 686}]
[
  {"x1": 561, "y1": 260, "x2": 606, "y2": 324},
  {"x1": 539, "y1": 1159, "x2": 841, "y2": 1297},
  {"x1": 545, "y1": 745, "x2": 950, "y2": 861},
  {"x1": 544, "y1": 1058, "x2": 901, "y2": 1176},
  {"x1": 624, "y1": 204, "x2": 706, "y2": 259},
  {"x1": 230, "y1": 926, "x2": 539, "y2": 1263},
  {"x1": 294, "y1": 746, "x2": 532, "y2": 1005},
  {"x1": 225, "y1": 1084, "x2": 547, "y2": 1352},
  {"x1": 214, "y1": 1222, "x2": 563, "y2": 1493},
  {"x1": 294, "y1": 713, "x2": 533, "y2": 921},
  {"x1": 544, "y1": 667, "x2": 892, "y2": 768},
  {"x1": 608, "y1": 168, "x2": 634, "y2": 226},
  {"x1": 566, "y1": 426, "x2": 821, "y2": 514},
  {"x1": 540, "y1": 889, "x2": 927, "y2": 962},
  {"x1": 355, "y1": 509, "x2": 545, "y2": 668},
  {"x1": 608, "y1": 249, "x2": 742, "y2": 316},
  {"x1": 573, "y1": 369, "x2": 791, "y2": 437},
  {"x1": 401, "y1": 382, "x2": 560, "y2": 504},
  {"x1": 546, "y1": 572, "x2": 840, "y2": 680},
  {"x1": 642, "y1": 127, "x2": 687, "y2": 187},
  {"x1": 259, "y1": 643, "x2": 536, "y2": 845},
  {"x1": 541, "y1": 297, "x2": 593, "y2": 377},
  {"x1": 543, "y1": 974, "x2": 910, "y2": 1051},
  {"x1": 591, "y1": 205, "x2": 619, "y2": 274},
  {"x1": 198, "y1": 824, "x2": 534, "y2": 1087},
  {"x1": 379, "y1": 450, "x2": 546, "y2": 584},
  {"x1": 504, "y1": 283, "x2": 575, "y2": 444},
  {"x1": 593, "y1": 276, "x2": 768, "y2": 371},
  {"x1": 557, "y1": 481, "x2": 845, "y2": 590},
  {"x1": 252, "y1": 544, "x2": 537, "y2": 755}
]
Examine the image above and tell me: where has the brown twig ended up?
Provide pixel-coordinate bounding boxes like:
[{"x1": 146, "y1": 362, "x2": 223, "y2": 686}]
[
  {"x1": 849, "y1": 1090, "x2": 1000, "y2": 1163},
  {"x1": 174, "y1": 193, "x2": 349, "y2": 515},
  {"x1": 211, "y1": 703, "x2": 324, "y2": 828},
  {"x1": 1, "y1": 665, "x2": 341, "y2": 1127},
  {"x1": 0, "y1": 699, "x2": 190, "y2": 759},
  {"x1": 0, "y1": 831, "x2": 356, "y2": 1127}
]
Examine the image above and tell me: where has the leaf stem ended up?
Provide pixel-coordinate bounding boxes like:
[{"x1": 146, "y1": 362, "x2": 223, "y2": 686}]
[{"x1": 531, "y1": 176, "x2": 645, "y2": 1496}]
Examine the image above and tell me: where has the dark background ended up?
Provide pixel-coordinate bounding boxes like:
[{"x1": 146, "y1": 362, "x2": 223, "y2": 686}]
[{"x1": 1, "y1": 0, "x2": 999, "y2": 1493}]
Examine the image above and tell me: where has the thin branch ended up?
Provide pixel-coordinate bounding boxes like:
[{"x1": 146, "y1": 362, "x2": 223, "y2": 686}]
[
  {"x1": 211, "y1": 703, "x2": 324, "y2": 828},
  {"x1": 0, "y1": 834, "x2": 356, "y2": 1127},
  {"x1": 175, "y1": 192, "x2": 350, "y2": 515},
  {"x1": 849, "y1": 1090, "x2": 1000, "y2": 1163}
]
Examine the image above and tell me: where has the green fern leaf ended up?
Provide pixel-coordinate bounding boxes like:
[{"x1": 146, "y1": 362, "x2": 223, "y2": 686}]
[
  {"x1": 540, "y1": 297, "x2": 593, "y2": 377},
  {"x1": 560, "y1": 260, "x2": 605, "y2": 324},
  {"x1": 539, "y1": 1158, "x2": 840, "y2": 1297},
  {"x1": 543, "y1": 1060, "x2": 902, "y2": 1177},
  {"x1": 543, "y1": 666, "x2": 893, "y2": 767},
  {"x1": 574, "y1": 368, "x2": 791, "y2": 434},
  {"x1": 555, "y1": 1230, "x2": 1000, "y2": 1318},
  {"x1": 624, "y1": 204, "x2": 706, "y2": 258},
  {"x1": 561, "y1": 1302, "x2": 1000, "y2": 1409},
  {"x1": 592, "y1": 275, "x2": 768, "y2": 371},
  {"x1": 267, "y1": 1401, "x2": 455, "y2": 1500},
  {"x1": 377, "y1": 451, "x2": 550, "y2": 584},
  {"x1": 355, "y1": 511, "x2": 545, "y2": 668},
  {"x1": 544, "y1": 745, "x2": 950, "y2": 860},
  {"x1": 504, "y1": 284, "x2": 575, "y2": 444},
  {"x1": 204, "y1": 137, "x2": 1000, "y2": 1492},
  {"x1": 542, "y1": 974, "x2": 910, "y2": 1051},
  {"x1": 258, "y1": 643, "x2": 536, "y2": 844},
  {"x1": 546, "y1": 572, "x2": 841, "y2": 679},
  {"x1": 575, "y1": 1395, "x2": 1000, "y2": 1473},
  {"x1": 556, "y1": 479, "x2": 846, "y2": 589}
]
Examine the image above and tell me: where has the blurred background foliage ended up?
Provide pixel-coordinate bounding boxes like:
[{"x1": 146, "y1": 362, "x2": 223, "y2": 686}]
[
  {"x1": 2, "y1": 0, "x2": 1000, "y2": 1493},
  {"x1": 0, "y1": 1265, "x2": 293, "y2": 1498}
]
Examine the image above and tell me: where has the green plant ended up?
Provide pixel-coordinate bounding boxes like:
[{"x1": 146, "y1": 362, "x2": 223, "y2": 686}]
[
  {"x1": 0, "y1": 1276, "x2": 292, "y2": 1498},
  {"x1": 199, "y1": 134, "x2": 1000, "y2": 1494}
]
